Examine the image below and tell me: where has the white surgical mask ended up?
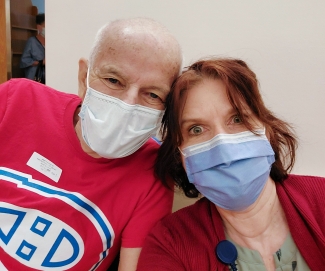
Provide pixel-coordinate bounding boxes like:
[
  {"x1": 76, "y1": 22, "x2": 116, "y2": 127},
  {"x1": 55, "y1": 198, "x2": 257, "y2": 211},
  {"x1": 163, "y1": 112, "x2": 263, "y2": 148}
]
[
  {"x1": 78, "y1": 70, "x2": 164, "y2": 159},
  {"x1": 40, "y1": 27, "x2": 45, "y2": 37}
]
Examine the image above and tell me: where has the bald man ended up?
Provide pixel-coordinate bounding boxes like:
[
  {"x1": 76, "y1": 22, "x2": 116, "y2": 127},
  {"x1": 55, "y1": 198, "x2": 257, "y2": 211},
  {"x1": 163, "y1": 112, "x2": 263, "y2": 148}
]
[{"x1": 0, "y1": 18, "x2": 182, "y2": 271}]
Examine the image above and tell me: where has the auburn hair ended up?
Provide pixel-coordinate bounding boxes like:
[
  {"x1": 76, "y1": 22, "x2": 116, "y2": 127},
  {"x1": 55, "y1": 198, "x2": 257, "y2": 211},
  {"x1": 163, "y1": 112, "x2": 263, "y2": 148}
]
[{"x1": 155, "y1": 58, "x2": 298, "y2": 198}]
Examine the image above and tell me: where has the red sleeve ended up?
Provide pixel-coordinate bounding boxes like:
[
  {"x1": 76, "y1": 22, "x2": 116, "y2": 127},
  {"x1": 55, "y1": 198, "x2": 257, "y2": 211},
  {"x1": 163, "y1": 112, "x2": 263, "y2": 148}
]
[
  {"x1": 121, "y1": 176, "x2": 174, "y2": 248},
  {"x1": 136, "y1": 220, "x2": 187, "y2": 271}
]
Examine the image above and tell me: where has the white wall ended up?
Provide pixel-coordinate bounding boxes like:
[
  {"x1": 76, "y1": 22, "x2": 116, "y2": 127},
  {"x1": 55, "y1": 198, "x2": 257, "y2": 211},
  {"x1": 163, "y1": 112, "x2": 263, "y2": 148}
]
[{"x1": 46, "y1": 0, "x2": 325, "y2": 188}]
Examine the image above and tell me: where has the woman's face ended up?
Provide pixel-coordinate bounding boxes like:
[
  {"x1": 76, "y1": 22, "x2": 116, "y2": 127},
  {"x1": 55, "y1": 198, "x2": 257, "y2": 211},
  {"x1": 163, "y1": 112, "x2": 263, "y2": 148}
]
[{"x1": 178, "y1": 78, "x2": 262, "y2": 164}]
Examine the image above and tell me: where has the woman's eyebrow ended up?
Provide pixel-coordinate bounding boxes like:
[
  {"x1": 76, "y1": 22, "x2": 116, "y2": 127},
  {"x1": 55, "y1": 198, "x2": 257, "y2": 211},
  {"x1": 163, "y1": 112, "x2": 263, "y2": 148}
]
[
  {"x1": 180, "y1": 117, "x2": 204, "y2": 127},
  {"x1": 180, "y1": 106, "x2": 245, "y2": 127}
]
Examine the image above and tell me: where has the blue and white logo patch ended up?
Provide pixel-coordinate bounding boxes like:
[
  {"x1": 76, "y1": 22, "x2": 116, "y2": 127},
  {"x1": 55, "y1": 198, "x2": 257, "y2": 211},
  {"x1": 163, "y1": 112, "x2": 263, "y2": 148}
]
[
  {"x1": 0, "y1": 167, "x2": 115, "y2": 270},
  {"x1": 0, "y1": 203, "x2": 83, "y2": 270}
]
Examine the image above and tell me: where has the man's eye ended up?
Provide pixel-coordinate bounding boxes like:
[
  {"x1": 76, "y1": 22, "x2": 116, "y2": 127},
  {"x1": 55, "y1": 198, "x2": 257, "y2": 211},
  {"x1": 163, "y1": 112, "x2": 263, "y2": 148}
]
[
  {"x1": 233, "y1": 115, "x2": 242, "y2": 124},
  {"x1": 149, "y1": 93, "x2": 159, "y2": 99},
  {"x1": 108, "y1": 78, "x2": 119, "y2": 84},
  {"x1": 144, "y1": 92, "x2": 164, "y2": 105},
  {"x1": 103, "y1": 77, "x2": 124, "y2": 90},
  {"x1": 189, "y1": 126, "x2": 203, "y2": 135}
]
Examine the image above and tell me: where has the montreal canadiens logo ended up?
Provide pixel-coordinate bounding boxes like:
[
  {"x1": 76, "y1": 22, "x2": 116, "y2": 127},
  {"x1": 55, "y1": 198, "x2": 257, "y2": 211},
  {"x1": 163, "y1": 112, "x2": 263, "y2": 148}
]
[
  {"x1": 0, "y1": 167, "x2": 115, "y2": 270},
  {"x1": 0, "y1": 203, "x2": 84, "y2": 270}
]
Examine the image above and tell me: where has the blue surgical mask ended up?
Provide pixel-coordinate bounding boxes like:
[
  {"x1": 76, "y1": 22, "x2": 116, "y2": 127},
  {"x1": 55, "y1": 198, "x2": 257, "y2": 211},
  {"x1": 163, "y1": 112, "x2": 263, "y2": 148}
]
[{"x1": 180, "y1": 129, "x2": 275, "y2": 211}]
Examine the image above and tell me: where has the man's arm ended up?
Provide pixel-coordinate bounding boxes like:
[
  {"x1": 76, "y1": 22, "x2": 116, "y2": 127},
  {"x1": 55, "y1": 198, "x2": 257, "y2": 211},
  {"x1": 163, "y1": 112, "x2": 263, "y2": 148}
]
[{"x1": 118, "y1": 247, "x2": 141, "y2": 271}]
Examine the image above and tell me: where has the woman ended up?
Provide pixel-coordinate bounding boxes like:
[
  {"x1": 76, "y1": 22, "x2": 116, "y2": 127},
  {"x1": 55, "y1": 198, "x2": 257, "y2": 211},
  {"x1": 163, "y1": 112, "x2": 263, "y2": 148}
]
[
  {"x1": 136, "y1": 58, "x2": 325, "y2": 270},
  {"x1": 20, "y1": 13, "x2": 45, "y2": 83}
]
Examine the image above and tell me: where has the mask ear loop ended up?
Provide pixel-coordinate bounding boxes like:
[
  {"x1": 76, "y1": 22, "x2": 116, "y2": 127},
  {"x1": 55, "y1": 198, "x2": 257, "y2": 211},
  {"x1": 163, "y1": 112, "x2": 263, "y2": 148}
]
[
  {"x1": 178, "y1": 147, "x2": 186, "y2": 157},
  {"x1": 86, "y1": 67, "x2": 90, "y2": 89},
  {"x1": 255, "y1": 126, "x2": 266, "y2": 135}
]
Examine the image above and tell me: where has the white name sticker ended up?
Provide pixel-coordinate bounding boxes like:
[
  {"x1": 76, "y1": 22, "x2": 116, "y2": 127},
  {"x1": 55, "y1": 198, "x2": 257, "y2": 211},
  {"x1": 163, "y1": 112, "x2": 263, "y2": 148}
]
[{"x1": 27, "y1": 152, "x2": 62, "y2": 182}]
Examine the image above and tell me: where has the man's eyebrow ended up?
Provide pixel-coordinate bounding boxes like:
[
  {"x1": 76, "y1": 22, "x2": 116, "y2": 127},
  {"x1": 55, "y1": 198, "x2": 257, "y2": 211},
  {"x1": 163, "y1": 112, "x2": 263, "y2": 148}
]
[
  {"x1": 146, "y1": 86, "x2": 170, "y2": 95},
  {"x1": 95, "y1": 65, "x2": 125, "y2": 77},
  {"x1": 95, "y1": 66, "x2": 171, "y2": 94}
]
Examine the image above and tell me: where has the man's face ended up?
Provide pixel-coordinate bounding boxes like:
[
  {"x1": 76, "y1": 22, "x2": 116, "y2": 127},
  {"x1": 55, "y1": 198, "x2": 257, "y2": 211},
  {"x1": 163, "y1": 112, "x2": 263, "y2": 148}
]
[{"x1": 78, "y1": 33, "x2": 179, "y2": 110}]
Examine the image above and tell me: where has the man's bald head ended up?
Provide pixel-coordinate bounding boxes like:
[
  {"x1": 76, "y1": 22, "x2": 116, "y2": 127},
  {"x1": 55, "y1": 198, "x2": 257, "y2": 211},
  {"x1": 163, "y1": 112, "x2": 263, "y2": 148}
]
[{"x1": 89, "y1": 17, "x2": 182, "y2": 76}]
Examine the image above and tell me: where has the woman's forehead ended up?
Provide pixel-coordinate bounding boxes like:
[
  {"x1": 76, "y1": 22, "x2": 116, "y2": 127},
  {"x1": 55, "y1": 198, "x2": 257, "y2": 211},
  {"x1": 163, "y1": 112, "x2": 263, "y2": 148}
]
[{"x1": 177, "y1": 78, "x2": 255, "y2": 120}]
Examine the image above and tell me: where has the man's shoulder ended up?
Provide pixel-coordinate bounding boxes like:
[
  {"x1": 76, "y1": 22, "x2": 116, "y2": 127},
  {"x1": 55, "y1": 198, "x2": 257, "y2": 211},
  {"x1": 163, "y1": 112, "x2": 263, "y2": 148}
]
[
  {"x1": 143, "y1": 137, "x2": 161, "y2": 151},
  {"x1": 3, "y1": 78, "x2": 79, "y2": 100}
]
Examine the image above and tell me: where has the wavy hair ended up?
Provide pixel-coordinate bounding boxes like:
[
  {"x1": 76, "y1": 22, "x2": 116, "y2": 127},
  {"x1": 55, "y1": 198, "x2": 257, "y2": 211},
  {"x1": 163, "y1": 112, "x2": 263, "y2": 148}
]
[{"x1": 155, "y1": 58, "x2": 298, "y2": 198}]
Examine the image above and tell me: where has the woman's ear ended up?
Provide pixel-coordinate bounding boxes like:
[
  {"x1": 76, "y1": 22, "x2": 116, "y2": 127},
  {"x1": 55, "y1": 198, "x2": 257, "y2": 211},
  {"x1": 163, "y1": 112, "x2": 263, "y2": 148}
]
[{"x1": 78, "y1": 58, "x2": 88, "y2": 99}]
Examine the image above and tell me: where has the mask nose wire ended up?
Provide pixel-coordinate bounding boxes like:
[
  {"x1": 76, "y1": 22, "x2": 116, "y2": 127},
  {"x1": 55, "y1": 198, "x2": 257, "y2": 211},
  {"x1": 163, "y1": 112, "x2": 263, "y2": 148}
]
[{"x1": 178, "y1": 127, "x2": 266, "y2": 158}]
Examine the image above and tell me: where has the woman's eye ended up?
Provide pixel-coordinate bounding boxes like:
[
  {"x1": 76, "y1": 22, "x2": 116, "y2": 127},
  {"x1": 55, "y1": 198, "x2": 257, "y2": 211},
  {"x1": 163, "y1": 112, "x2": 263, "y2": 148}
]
[
  {"x1": 189, "y1": 126, "x2": 203, "y2": 135},
  {"x1": 233, "y1": 115, "x2": 242, "y2": 124}
]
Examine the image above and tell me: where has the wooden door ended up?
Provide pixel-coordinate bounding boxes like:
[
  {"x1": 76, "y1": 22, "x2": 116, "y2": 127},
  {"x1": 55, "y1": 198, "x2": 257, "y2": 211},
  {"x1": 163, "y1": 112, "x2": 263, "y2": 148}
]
[
  {"x1": 0, "y1": 0, "x2": 10, "y2": 84},
  {"x1": 0, "y1": 0, "x2": 38, "y2": 84},
  {"x1": 10, "y1": 0, "x2": 38, "y2": 79}
]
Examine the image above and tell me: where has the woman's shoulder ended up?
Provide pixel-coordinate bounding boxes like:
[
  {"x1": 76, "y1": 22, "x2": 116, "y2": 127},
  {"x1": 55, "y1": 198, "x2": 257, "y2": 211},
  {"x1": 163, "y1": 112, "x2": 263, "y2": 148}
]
[
  {"x1": 278, "y1": 174, "x2": 325, "y2": 203},
  {"x1": 146, "y1": 196, "x2": 225, "y2": 255},
  {"x1": 283, "y1": 174, "x2": 325, "y2": 189}
]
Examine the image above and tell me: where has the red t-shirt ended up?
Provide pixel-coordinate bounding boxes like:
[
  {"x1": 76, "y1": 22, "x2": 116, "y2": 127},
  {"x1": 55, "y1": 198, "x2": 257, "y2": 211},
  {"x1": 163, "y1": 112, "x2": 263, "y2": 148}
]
[{"x1": 0, "y1": 79, "x2": 173, "y2": 270}]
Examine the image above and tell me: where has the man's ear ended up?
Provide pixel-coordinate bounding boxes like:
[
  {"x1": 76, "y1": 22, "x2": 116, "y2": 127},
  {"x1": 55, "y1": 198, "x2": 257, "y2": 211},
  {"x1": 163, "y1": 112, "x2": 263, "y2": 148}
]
[{"x1": 78, "y1": 58, "x2": 88, "y2": 99}]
